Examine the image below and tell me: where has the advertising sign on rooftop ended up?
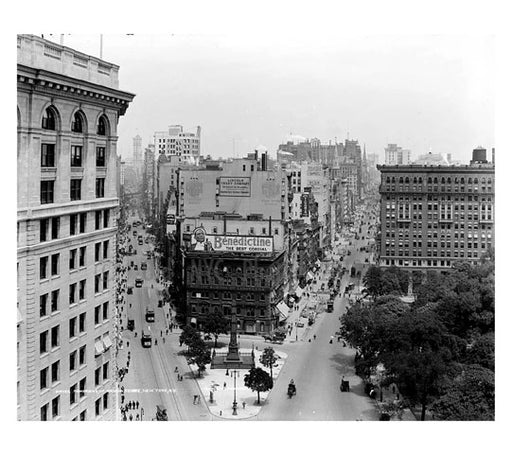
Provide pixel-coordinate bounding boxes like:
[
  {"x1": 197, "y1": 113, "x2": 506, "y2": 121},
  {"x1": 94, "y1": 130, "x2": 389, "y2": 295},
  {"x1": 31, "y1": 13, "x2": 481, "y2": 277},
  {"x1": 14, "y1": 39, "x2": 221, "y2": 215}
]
[{"x1": 219, "y1": 177, "x2": 251, "y2": 197}]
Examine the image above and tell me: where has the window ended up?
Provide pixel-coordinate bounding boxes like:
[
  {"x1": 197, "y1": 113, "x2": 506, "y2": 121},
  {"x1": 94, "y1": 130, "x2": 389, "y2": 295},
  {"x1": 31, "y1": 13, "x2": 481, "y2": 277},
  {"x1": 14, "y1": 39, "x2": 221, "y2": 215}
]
[
  {"x1": 40, "y1": 330, "x2": 49, "y2": 354},
  {"x1": 69, "y1": 283, "x2": 77, "y2": 305},
  {"x1": 95, "y1": 211, "x2": 102, "y2": 230},
  {"x1": 40, "y1": 256, "x2": 49, "y2": 280},
  {"x1": 95, "y1": 398, "x2": 101, "y2": 417},
  {"x1": 79, "y1": 313, "x2": 86, "y2": 334},
  {"x1": 69, "y1": 249, "x2": 77, "y2": 270},
  {"x1": 51, "y1": 253, "x2": 59, "y2": 276},
  {"x1": 79, "y1": 378, "x2": 86, "y2": 399},
  {"x1": 69, "y1": 317, "x2": 77, "y2": 339},
  {"x1": 51, "y1": 325, "x2": 60, "y2": 349},
  {"x1": 95, "y1": 274, "x2": 101, "y2": 293},
  {"x1": 40, "y1": 367, "x2": 48, "y2": 390},
  {"x1": 70, "y1": 350, "x2": 77, "y2": 372},
  {"x1": 51, "y1": 217, "x2": 59, "y2": 239},
  {"x1": 103, "y1": 209, "x2": 109, "y2": 228},
  {"x1": 71, "y1": 112, "x2": 83, "y2": 133},
  {"x1": 79, "y1": 213, "x2": 86, "y2": 233},
  {"x1": 70, "y1": 214, "x2": 78, "y2": 236},
  {"x1": 42, "y1": 107, "x2": 56, "y2": 130},
  {"x1": 70, "y1": 145, "x2": 83, "y2": 167},
  {"x1": 40, "y1": 294, "x2": 48, "y2": 317},
  {"x1": 96, "y1": 178, "x2": 105, "y2": 198},
  {"x1": 41, "y1": 180, "x2": 54, "y2": 204},
  {"x1": 40, "y1": 218, "x2": 49, "y2": 242},
  {"x1": 102, "y1": 271, "x2": 109, "y2": 290},
  {"x1": 70, "y1": 179, "x2": 82, "y2": 201},
  {"x1": 96, "y1": 147, "x2": 106, "y2": 166},
  {"x1": 79, "y1": 246, "x2": 86, "y2": 267},
  {"x1": 102, "y1": 361, "x2": 109, "y2": 380},
  {"x1": 97, "y1": 117, "x2": 107, "y2": 136},
  {"x1": 41, "y1": 144, "x2": 55, "y2": 167},
  {"x1": 79, "y1": 279, "x2": 86, "y2": 301},
  {"x1": 51, "y1": 290, "x2": 59, "y2": 313},
  {"x1": 51, "y1": 360, "x2": 60, "y2": 383},
  {"x1": 102, "y1": 302, "x2": 109, "y2": 320},
  {"x1": 79, "y1": 345, "x2": 86, "y2": 366},
  {"x1": 103, "y1": 240, "x2": 109, "y2": 259},
  {"x1": 41, "y1": 403, "x2": 49, "y2": 421},
  {"x1": 103, "y1": 392, "x2": 109, "y2": 411},
  {"x1": 94, "y1": 305, "x2": 101, "y2": 325},
  {"x1": 79, "y1": 410, "x2": 86, "y2": 421},
  {"x1": 95, "y1": 367, "x2": 101, "y2": 386},
  {"x1": 70, "y1": 384, "x2": 77, "y2": 406},
  {"x1": 95, "y1": 242, "x2": 101, "y2": 262}
]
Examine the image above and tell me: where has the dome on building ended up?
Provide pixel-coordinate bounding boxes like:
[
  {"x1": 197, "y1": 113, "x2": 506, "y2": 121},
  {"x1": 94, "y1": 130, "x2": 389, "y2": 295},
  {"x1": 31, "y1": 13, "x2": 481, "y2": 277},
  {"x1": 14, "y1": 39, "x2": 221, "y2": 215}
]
[{"x1": 413, "y1": 152, "x2": 450, "y2": 166}]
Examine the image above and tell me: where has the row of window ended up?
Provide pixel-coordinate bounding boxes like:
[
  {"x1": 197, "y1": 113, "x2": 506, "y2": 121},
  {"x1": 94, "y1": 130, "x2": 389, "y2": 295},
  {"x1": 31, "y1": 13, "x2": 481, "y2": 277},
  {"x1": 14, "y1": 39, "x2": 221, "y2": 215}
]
[
  {"x1": 191, "y1": 290, "x2": 267, "y2": 301},
  {"x1": 41, "y1": 178, "x2": 106, "y2": 204},
  {"x1": 384, "y1": 250, "x2": 485, "y2": 259},
  {"x1": 384, "y1": 176, "x2": 493, "y2": 185},
  {"x1": 40, "y1": 252, "x2": 110, "y2": 283},
  {"x1": 184, "y1": 224, "x2": 280, "y2": 235},
  {"x1": 41, "y1": 107, "x2": 109, "y2": 136},
  {"x1": 41, "y1": 144, "x2": 107, "y2": 168},
  {"x1": 39, "y1": 209, "x2": 110, "y2": 242},
  {"x1": 190, "y1": 275, "x2": 268, "y2": 287},
  {"x1": 190, "y1": 304, "x2": 267, "y2": 317},
  {"x1": 40, "y1": 392, "x2": 109, "y2": 421}
]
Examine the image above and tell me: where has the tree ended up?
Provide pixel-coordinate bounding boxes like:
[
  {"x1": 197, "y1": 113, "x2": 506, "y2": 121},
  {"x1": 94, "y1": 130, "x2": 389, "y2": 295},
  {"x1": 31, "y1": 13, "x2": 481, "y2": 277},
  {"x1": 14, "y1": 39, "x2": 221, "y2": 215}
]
[
  {"x1": 186, "y1": 336, "x2": 211, "y2": 377},
  {"x1": 431, "y1": 365, "x2": 494, "y2": 420},
  {"x1": 179, "y1": 325, "x2": 201, "y2": 349},
  {"x1": 202, "y1": 313, "x2": 230, "y2": 348},
  {"x1": 465, "y1": 332, "x2": 495, "y2": 371},
  {"x1": 363, "y1": 265, "x2": 383, "y2": 300},
  {"x1": 259, "y1": 347, "x2": 278, "y2": 386},
  {"x1": 244, "y1": 367, "x2": 273, "y2": 404}
]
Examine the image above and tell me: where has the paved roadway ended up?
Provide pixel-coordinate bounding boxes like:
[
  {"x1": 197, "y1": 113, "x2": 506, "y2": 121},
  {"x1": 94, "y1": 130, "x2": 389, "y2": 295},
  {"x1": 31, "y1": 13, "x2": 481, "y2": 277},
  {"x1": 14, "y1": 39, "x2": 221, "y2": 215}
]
[{"x1": 120, "y1": 219, "x2": 211, "y2": 421}]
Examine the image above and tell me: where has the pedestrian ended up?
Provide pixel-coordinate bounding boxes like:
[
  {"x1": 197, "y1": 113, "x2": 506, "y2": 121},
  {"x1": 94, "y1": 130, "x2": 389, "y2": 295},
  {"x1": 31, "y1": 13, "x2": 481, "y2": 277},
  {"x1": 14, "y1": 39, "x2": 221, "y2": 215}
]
[
  {"x1": 197, "y1": 395, "x2": 201, "y2": 404},
  {"x1": 163, "y1": 337, "x2": 165, "y2": 343},
  {"x1": 242, "y1": 401, "x2": 246, "y2": 410},
  {"x1": 175, "y1": 366, "x2": 179, "y2": 373},
  {"x1": 223, "y1": 382, "x2": 227, "y2": 390},
  {"x1": 160, "y1": 330, "x2": 163, "y2": 337},
  {"x1": 136, "y1": 414, "x2": 139, "y2": 421},
  {"x1": 193, "y1": 395, "x2": 197, "y2": 405},
  {"x1": 166, "y1": 329, "x2": 169, "y2": 335},
  {"x1": 313, "y1": 335, "x2": 316, "y2": 340},
  {"x1": 136, "y1": 401, "x2": 139, "y2": 409},
  {"x1": 155, "y1": 339, "x2": 158, "y2": 345},
  {"x1": 127, "y1": 341, "x2": 130, "y2": 348},
  {"x1": 129, "y1": 414, "x2": 133, "y2": 421}
]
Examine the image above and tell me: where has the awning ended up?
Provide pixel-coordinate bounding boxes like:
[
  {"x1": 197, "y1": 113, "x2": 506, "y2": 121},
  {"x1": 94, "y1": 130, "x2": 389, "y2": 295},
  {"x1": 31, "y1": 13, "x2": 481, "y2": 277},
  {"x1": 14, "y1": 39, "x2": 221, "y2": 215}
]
[
  {"x1": 276, "y1": 302, "x2": 290, "y2": 321},
  {"x1": 95, "y1": 340, "x2": 105, "y2": 356},
  {"x1": 103, "y1": 335, "x2": 113, "y2": 350},
  {"x1": 17, "y1": 309, "x2": 23, "y2": 325},
  {"x1": 190, "y1": 317, "x2": 197, "y2": 325}
]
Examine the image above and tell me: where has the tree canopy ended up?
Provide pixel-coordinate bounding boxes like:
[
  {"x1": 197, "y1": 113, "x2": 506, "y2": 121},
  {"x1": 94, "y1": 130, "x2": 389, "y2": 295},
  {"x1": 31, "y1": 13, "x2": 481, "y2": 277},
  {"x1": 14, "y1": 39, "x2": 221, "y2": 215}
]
[
  {"x1": 244, "y1": 367, "x2": 273, "y2": 404},
  {"x1": 202, "y1": 313, "x2": 230, "y2": 347}
]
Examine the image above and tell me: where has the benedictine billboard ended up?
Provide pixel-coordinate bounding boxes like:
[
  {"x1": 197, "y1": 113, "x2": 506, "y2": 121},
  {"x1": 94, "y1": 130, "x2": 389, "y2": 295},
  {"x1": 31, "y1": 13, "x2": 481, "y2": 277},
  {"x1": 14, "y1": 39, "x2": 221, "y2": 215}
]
[{"x1": 203, "y1": 234, "x2": 273, "y2": 253}]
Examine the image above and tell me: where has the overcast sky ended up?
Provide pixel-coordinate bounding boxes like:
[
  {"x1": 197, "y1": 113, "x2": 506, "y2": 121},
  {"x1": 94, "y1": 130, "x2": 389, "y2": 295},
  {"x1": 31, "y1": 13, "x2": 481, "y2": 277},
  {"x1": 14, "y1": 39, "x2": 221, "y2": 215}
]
[{"x1": 52, "y1": 34, "x2": 494, "y2": 163}]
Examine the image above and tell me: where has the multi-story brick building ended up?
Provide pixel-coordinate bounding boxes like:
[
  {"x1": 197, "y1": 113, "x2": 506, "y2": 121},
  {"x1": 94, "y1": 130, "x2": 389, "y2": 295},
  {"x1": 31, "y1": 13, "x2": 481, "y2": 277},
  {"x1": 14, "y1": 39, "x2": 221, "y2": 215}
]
[
  {"x1": 177, "y1": 154, "x2": 290, "y2": 334},
  {"x1": 154, "y1": 125, "x2": 201, "y2": 164},
  {"x1": 377, "y1": 147, "x2": 494, "y2": 270},
  {"x1": 17, "y1": 35, "x2": 134, "y2": 420}
]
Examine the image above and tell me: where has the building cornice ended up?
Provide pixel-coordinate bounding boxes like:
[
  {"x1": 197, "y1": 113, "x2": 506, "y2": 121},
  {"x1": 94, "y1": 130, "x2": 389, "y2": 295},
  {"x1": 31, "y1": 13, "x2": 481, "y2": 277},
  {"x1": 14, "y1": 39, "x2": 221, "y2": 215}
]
[{"x1": 17, "y1": 65, "x2": 135, "y2": 115}]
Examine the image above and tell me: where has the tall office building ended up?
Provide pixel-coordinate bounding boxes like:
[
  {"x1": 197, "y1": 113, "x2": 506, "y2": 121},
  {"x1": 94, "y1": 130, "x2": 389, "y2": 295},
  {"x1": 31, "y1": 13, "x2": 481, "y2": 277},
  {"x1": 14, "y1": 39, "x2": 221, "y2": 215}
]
[
  {"x1": 132, "y1": 134, "x2": 143, "y2": 177},
  {"x1": 377, "y1": 147, "x2": 494, "y2": 270},
  {"x1": 17, "y1": 35, "x2": 134, "y2": 420},
  {"x1": 384, "y1": 143, "x2": 411, "y2": 165},
  {"x1": 154, "y1": 125, "x2": 201, "y2": 164}
]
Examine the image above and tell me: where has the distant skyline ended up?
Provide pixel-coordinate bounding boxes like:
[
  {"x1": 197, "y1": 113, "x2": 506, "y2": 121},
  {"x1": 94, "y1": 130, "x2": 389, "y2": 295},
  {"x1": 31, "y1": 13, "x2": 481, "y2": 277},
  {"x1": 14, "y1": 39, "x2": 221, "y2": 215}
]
[{"x1": 43, "y1": 34, "x2": 494, "y2": 163}]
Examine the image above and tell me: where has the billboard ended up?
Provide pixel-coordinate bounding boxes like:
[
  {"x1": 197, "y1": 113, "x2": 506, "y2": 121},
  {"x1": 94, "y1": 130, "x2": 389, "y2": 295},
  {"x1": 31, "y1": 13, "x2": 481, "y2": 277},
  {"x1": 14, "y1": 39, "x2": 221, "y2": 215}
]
[
  {"x1": 190, "y1": 229, "x2": 273, "y2": 253},
  {"x1": 218, "y1": 177, "x2": 251, "y2": 197}
]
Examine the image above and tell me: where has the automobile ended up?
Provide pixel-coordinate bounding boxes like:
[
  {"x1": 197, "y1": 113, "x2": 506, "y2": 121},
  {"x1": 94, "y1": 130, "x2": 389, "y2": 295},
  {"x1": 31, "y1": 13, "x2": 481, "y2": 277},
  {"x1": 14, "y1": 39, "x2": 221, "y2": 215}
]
[
  {"x1": 133, "y1": 264, "x2": 138, "y2": 271},
  {"x1": 127, "y1": 286, "x2": 133, "y2": 295},
  {"x1": 141, "y1": 262, "x2": 147, "y2": 271},
  {"x1": 127, "y1": 319, "x2": 135, "y2": 331},
  {"x1": 296, "y1": 321, "x2": 305, "y2": 328},
  {"x1": 156, "y1": 405, "x2": 168, "y2": 421},
  {"x1": 135, "y1": 277, "x2": 144, "y2": 287},
  {"x1": 145, "y1": 238, "x2": 149, "y2": 244},
  {"x1": 365, "y1": 258, "x2": 369, "y2": 262}
]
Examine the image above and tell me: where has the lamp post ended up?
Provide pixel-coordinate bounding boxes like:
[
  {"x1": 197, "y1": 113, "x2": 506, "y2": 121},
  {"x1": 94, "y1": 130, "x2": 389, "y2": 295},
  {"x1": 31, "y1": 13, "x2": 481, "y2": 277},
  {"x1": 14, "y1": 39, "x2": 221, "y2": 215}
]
[
  {"x1": 140, "y1": 407, "x2": 144, "y2": 421},
  {"x1": 231, "y1": 370, "x2": 239, "y2": 415}
]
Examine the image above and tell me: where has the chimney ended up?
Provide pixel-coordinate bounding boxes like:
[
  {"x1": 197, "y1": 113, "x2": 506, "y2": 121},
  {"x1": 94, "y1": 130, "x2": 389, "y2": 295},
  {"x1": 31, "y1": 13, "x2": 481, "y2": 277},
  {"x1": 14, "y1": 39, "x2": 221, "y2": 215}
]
[
  {"x1": 261, "y1": 152, "x2": 267, "y2": 171},
  {"x1": 492, "y1": 147, "x2": 495, "y2": 164},
  {"x1": 196, "y1": 126, "x2": 201, "y2": 138}
]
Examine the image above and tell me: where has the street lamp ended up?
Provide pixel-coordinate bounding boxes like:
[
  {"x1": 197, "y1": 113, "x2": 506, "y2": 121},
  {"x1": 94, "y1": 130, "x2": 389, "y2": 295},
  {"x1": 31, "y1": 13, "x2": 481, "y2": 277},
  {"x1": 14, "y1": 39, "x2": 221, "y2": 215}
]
[
  {"x1": 231, "y1": 370, "x2": 239, "y2": 415},
  {"x1": 140, "y1": 407, "x2": 144, "y2": 421}
]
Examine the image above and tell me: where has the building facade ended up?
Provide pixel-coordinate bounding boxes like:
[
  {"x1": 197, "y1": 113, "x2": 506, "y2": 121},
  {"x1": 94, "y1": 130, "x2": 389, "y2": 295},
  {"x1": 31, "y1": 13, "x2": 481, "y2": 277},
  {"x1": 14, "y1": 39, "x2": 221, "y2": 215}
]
[
  {"x1": 154, "y1": 125, "x2": 201, "y2": 164},
  {"x1": 384, "y1": 143, "x2": 411, "y2": 166},
  {"x1": 177, "y1": 154, "x2": 290, "y2": 334},
  {"x1": 17, "y1": 34, "x2": 134, "y2": 420},
  {"x1": 377, "y1": 148, "x2": 494, "y2": 270}
]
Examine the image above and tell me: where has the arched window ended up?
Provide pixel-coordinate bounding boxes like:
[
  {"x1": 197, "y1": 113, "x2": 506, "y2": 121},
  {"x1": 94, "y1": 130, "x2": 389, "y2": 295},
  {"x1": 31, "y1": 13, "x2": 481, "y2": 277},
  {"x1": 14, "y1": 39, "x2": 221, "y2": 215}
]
[
  {"x1": 42, "y1": 107, "x2": 56, "y2": 130},
  {"x1": 418, "y1": 177, "x2": 423, "y2": 184},
  {"x1": 433, "y1": 177, "x2": 438, "y2": 184},
  {"x1": 386, "y1": 176, "x2": 390, "y2": 183},
  {"x1": 71, "y1": 111, "x2": 85, "y2": 133},
  {"x1": 441, "y1": 177, "x2": 446, "y2": 184},
  {"x1": 413, "y1": 177, "x2": 417, "y2": 184},
  {"x1": 399, "y1": 177, "x2": 403, "y2": 184},
  {"x1": 468, "y1": 177, "x2": 472, "y2": 184},
  {"x1": 454, "y1": 177, "x2": 459, "y2": 183},
  {"x1": 97, "y1": 115, "x2": 108, "y2": 136},
  {"x1": 391, "y1": 177, "x2": 396, "y2": 183},
  {"x1": 428, "y1": 177, "x2": 432, "y2": 184},
  {"x1": 460, "y1": 177, "x2": 465, "y2": 184},
  {"x1": 487, "y1": 177, "x2": 492, "y2": 184},
  {"x1": 405, "y1": 177, "x2": 409, "y2": 184},
  {"x1": 447, "y1": 177, "x2": 451, "y2": 184}
]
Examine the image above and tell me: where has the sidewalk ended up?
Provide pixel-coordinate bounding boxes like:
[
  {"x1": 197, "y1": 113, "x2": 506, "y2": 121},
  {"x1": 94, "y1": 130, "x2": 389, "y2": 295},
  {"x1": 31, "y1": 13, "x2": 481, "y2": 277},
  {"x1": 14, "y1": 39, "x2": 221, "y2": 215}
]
[{"x1": 189, "y1": 348, "x2": 287, "y2": 420}]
